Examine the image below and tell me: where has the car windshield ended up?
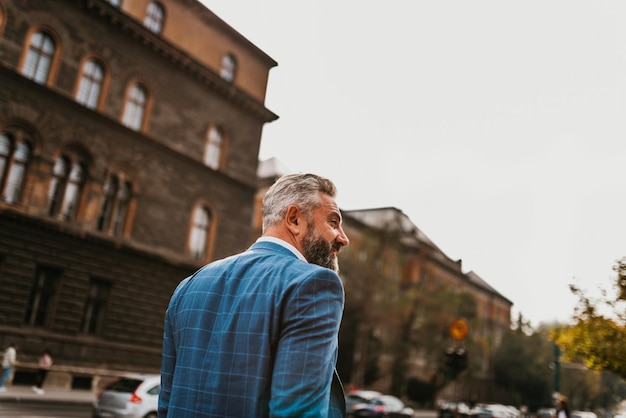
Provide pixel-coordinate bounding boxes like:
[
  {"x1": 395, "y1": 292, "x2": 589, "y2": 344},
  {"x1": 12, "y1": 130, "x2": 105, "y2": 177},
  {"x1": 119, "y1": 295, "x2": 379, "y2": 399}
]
[{"x1": 107, "y1": 378, "x2": 143, "y2": 393}]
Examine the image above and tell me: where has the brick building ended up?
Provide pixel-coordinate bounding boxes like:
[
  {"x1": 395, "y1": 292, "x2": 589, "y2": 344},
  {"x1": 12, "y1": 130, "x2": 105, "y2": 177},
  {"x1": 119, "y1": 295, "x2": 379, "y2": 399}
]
[
  {"x1": 337, "y1": 207, "x2": 512, "y2": 400},
  {"x1": 0, "y1": 0, "x2": 277, "y2": 389}
]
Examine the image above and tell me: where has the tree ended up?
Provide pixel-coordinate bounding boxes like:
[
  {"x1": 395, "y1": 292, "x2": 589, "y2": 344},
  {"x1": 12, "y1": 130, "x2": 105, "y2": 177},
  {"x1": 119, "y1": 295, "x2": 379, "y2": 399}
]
[
  {"x1": 552, "y1": 257, "x2": 626, "y2": 379},
  {"x1": 492, "y1": 315, "x2": 554, "y2": 410},
  {"x1": 337, "y1": 216, "x2": 408, "y2": 389}
]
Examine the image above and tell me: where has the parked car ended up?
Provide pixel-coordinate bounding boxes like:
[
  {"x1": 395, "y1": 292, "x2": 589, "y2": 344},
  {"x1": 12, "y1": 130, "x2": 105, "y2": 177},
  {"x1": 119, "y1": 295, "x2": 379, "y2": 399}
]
[
  {"x1": 536, "y1": 407, "x2": 555, "y2": 418},
  {"x1": 348, "y1": 393, "x2": 415, "y2": 417},
  {"x1": 93, "y1": 374, "x2": 160, "y2": 418},
  {"x1": 484, "y1": 403, "x2": 521, "y2": 418},
  {"x1": 467, "y1": 404, "x2": 493, "y2": 418},
  {"x1": 346, "y1": 390, "x2": 383, "y2": 415},
  {"x1": 571, "y1": 411, "x2": 598, "y2": 418}
]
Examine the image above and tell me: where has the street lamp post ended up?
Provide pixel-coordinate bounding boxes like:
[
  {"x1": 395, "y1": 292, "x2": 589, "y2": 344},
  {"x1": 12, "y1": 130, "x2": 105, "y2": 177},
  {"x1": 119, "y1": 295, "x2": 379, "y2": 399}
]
[{"x1": 552, "y1": 343, "x2": 560, "y2": 394}]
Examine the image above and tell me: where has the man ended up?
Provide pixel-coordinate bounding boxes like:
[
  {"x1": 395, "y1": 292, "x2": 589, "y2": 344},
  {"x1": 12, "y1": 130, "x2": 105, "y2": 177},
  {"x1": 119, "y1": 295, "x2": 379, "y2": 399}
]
[
  {"x1": 159, "y1": 173, "x2": 350, "y2": 417},
  {"x1": 0, "y1": 342, "x2": 17, "y2": 391}
]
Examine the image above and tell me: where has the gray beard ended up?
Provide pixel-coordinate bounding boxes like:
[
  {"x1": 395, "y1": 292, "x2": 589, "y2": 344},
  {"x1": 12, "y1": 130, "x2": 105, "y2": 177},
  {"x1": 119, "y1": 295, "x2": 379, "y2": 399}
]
[{"x1": 301, "y1": 231, "x2": 339, "y2": 273}]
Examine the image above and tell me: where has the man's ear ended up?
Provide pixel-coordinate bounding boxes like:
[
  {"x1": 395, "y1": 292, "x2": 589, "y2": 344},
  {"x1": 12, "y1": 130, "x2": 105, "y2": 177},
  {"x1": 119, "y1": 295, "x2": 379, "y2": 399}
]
[{"x1": 285, "y1": 205, "x2": 304, "y2": 235}]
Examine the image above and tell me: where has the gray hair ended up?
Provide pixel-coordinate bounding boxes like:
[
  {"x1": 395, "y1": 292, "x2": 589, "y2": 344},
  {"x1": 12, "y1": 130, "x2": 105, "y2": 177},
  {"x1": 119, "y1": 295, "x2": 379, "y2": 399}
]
[{"x1": 262, "y1": 173, "x2": 337, "y2": 232}]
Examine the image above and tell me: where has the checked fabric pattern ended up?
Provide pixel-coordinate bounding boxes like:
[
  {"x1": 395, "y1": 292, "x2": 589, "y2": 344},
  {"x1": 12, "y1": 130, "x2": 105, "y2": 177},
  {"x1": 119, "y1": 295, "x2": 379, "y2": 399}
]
[{"x1": 159, "y1": 240, "x2": 346, "y2": 418}]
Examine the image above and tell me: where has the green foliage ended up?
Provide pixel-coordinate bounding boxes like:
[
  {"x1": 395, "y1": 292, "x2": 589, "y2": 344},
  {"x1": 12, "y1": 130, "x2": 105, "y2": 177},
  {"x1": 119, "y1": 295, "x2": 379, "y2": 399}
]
[
  {"x1": 553, "y1": 308, "x2": 626, "y2": 379},
  {"x1": 492, "y1": 320, "x2": 553, "y2": 410},
  {"x1": 552, "y1": 256, "x2": 626, "y2": 380}
]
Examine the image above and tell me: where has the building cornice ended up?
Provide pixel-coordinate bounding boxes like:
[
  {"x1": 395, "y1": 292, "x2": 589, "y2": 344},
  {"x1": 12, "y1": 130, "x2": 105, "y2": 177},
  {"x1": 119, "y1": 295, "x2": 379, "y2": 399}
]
[
  {"x1": 182, "y1": 0, "x2": 278, "y2": 68},
  {"x1": 82, "y1": 0, "x2": 278, "y2": 123}
]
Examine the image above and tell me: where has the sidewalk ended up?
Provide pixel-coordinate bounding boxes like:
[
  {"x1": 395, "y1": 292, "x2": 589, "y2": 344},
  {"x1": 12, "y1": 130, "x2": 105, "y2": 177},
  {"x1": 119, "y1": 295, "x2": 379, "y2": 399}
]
[{"x1": 0, "y1": 384, "x2": 95, "y2": 404}]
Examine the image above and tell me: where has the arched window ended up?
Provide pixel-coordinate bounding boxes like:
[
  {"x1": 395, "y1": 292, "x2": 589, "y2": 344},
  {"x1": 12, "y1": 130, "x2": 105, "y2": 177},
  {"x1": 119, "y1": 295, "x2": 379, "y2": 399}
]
[
  {"x1": 144, "y1": 2, "x2": 165, "y2": 34},
  {"x1": 97, "y1": 174, "x2": 117, "y2": 232},
  {"x1": 97, "y1": 172, "x2": 133, "y2": 237},
  {"x1": 22, "y1": 31, "x2": 55, "y2": 84},
  {"x1": 112, "y1": 181, "x2": 131, "y2": 236},
  {"x1": 0, "y1": 133, "x2": 31, "y2": 204},
  {"x1": 220, "y1": 53, "x2": 237, "y2": 83},
  {"x1": 47, "y1": 156, "x2": 68, "y2": 216},
  {"x1": 76, "y1": 58, "x2": 104, "y2": 109},
  {"x1": 121, "y1": 83, "x2": 147, "y2": 131},
  {"x1": 188, "y1": 206, "x2": 211, "y2": 261},
  {"x1": 47, "y1": 156, "x2": 85, "y2": 221},
  {"x1": 60, "y1": 162, "x2": 83, "y2": 220},
  {"x1": 203, "y1": 126, "x2": 224, "y2": 170}
]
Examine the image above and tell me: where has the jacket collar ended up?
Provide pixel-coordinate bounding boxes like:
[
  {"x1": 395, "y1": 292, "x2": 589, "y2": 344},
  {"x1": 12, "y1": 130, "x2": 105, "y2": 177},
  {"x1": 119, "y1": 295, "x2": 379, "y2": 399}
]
[{"x1": 251, "y1": 237, "x2": 305, "y2": 261}]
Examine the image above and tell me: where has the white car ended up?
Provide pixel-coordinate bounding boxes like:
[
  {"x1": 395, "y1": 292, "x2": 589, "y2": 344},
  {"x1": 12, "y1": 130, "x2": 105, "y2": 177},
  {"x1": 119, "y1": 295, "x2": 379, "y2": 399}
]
[
  {"x1": 571, "y1": 411, "x2": 598, "y2": 418},
  {"x1": 93, "y1": 374, "x2": 160, "y2": 418}
]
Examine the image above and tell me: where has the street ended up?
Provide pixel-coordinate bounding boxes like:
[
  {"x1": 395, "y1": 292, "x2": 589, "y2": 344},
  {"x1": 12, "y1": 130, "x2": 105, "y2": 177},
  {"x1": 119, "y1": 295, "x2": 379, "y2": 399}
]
[
  {"x1": 0, "y1": 401, "x2": 437, "y2": 418},
  {"x1": 414, "y1": 410, "x2": 438, "y2": 418}
]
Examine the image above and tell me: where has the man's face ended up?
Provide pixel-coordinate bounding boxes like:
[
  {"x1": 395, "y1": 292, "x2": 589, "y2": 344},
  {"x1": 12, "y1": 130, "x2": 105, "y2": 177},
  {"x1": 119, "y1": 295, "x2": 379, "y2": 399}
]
[{"x1": 300, "y1": 193, "x2": 349, "y2": 272}]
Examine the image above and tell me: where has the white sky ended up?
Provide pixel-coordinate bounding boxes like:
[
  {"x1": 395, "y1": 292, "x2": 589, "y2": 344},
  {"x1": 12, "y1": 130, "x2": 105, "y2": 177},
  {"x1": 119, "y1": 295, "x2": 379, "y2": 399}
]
[{"x1": 201, "y1": 1, "x2": 626, "y2": 328}]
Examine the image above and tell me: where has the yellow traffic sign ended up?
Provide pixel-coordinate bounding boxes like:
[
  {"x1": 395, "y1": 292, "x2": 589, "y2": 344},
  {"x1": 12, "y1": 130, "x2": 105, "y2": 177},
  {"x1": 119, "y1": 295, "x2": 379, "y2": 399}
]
[{"x1": 449, "y1": 318, "x2": 469, "y2": 341}]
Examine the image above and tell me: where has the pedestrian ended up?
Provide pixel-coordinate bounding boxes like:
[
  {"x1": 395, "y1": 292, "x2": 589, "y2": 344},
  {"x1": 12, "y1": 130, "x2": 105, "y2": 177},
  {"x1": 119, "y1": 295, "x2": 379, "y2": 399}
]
[
  {"x1": 556, "y1": 396, "x2": 570, "y2": 418},
  {"x1": 159, "y1": 173, "x2": 350, "y2": 418},
  {"x1": 32, "y1": 349, "x2": 52, "y2": 394},
  {"x1": 0, "y1": 342, "x2": 17, "y2": 391}
]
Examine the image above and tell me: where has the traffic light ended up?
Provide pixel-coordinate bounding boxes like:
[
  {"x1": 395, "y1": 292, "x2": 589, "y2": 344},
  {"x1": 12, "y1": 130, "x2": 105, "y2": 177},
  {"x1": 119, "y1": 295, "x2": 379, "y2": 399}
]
[{"x1": 443, "y1": 347, "x2": 468, "y2": 379}]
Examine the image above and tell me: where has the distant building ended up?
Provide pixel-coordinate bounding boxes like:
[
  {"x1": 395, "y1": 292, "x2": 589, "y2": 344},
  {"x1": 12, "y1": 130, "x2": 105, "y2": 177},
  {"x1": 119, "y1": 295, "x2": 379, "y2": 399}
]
[
  {"x1": 0, "y1": 0, "x2": 276, "y2": 390},
  {"x1": 338, "y1": 207, "x2": 512, "y2": 399}
]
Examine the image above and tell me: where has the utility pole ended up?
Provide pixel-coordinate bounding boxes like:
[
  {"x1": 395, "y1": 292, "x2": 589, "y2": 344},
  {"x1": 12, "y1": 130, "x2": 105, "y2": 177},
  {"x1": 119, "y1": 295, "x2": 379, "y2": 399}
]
[{"x1": 552, "y1": 343, "x2": 560, "y2": 395}]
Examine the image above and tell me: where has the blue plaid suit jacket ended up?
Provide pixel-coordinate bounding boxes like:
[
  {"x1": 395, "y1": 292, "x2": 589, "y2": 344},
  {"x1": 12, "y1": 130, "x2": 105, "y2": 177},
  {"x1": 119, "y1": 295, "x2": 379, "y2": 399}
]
[{"x1": 159, "y1": 240, "x2": 346, "y2": 417}]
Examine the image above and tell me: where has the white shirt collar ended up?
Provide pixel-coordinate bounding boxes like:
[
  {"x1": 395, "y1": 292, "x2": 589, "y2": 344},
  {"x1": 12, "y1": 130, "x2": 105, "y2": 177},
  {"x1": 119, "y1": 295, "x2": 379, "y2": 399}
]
[{"x1": 256, "y1": 236, "x2": 306, "y2": 262}]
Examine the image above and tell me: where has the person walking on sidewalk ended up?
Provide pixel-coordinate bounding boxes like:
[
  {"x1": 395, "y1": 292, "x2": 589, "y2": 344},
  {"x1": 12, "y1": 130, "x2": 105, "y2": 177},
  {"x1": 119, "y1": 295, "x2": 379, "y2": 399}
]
[
  {"x1": 32, "y1": 349, "x2": 52, "y2": 394},
  {"x1": 0, "y1": 342, "x2": 17, "y2": 391}
]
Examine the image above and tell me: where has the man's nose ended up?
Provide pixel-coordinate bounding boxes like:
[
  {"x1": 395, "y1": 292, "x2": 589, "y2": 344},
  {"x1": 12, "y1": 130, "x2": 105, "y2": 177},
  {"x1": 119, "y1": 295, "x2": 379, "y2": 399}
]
[{"x1": 336, "y1": 227, "x2": 349, "y2": 248}]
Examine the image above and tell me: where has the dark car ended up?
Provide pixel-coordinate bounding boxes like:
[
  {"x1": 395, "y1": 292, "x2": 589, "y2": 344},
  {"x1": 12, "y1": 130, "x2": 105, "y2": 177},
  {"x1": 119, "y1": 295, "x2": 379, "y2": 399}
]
[{"x1": 348, "y1": 393, "x2": 415, "y2": 418}]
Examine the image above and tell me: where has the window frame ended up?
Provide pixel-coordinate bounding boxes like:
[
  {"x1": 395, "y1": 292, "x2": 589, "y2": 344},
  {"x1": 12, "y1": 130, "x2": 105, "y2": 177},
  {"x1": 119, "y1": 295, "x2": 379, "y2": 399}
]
[
  {"x1": 203, "y1": 125, "x2": 227, "y2": 170},
  {"x1": 0, "y1": 131, "x2": 32, "y2": 205},
  {"x1": 187, "y1": 203, "x2": 216, "y2": 263},
  {"x1": 220, "y1": 53, "x2": 237, "y2": 83},
  {"x1": 75, "y1": 56, "x2": 108, "y2": 110},
  {"x1": 24, "y1": 265, "x2": 62, "y2": 328},
  {"x1": 97, "y1": 169, "x2": 136, "y2": 238},
  {"x1": 81, "y1": 277, "x2": 112, "y2": 335},
  {"x1": 19, "y1": 27, "x2": 62, "y2": 87},
  {"x1": 46, "y1": 147, "x2": 90, "y2": 222},
  {"x1": 121, "y1": 81, "x2": 150, "y2": 132},
  {"x1": 143, "y1": 2, "x2": 165, "y2": 34}
]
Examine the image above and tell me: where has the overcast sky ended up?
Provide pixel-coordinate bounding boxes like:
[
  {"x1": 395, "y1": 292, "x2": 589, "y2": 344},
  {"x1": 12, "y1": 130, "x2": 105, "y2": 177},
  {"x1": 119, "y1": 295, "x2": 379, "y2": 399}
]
[{"x1": 201, "y1": 0, "x2": 626, "y2": 328}]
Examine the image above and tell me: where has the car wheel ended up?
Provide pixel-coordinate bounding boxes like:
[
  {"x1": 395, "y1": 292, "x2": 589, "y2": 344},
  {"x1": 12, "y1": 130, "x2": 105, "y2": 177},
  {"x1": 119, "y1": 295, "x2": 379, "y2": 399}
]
[{"x1": 144, "y1": 413, "x2": 157, "y2": 418}]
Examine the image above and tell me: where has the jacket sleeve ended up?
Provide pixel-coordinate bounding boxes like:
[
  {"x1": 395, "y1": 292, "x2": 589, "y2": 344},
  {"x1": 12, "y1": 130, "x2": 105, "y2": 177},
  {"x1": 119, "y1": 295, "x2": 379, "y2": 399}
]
[
  {"x1": 269, "y1": 268, "x2": 344, "y2": 418},
  {"x1": 158, "y1": 306, "x2": 174, "y2": 418}
]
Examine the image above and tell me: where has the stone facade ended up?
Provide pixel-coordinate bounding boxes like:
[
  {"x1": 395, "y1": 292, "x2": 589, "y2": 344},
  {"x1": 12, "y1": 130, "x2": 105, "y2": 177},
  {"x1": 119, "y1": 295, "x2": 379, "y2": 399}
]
[{"x1": 0, "y1": 0, "x2": 276, "y2": 390}]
